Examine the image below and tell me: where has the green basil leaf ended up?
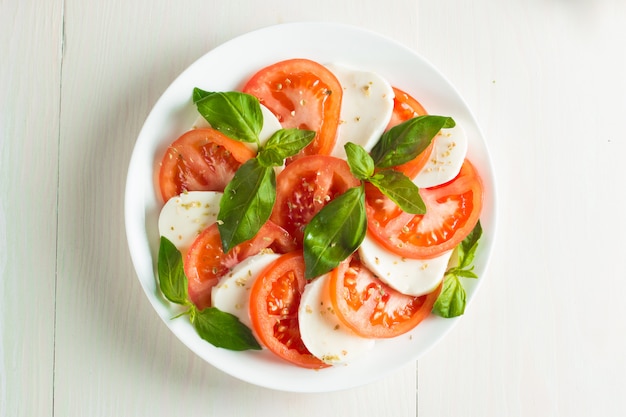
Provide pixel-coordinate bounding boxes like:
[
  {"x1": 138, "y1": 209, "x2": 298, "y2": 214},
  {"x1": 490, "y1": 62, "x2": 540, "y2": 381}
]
[
  {"x1": 192, "y1": 307, "x2": 261, "y2": 351},
  {"x1": 303, "y1": 185, "x2": 367, "y2": 279},
  {"x1": 455, "y1": 268, "x2": 479, "y2": 279},
  {"x1": 218, "y1": 159, "x2": 275, "y2": 252},
  {"x1": 432, "y1": 274, "x2": 466, "y2": 318},
  {"x1": 459, "y1": 221, "x2": 482, "y2": 269},
  {"x1": 345, "y1": 142, "x2": 375, "y2": 180},
  {"x1": 257, "y1": 128, "x2": 315, "y2": 167},
  {"x1": 157, "y1": 236, "x2": 189, "y2": 305},
  {"x1": 434, "y1": 221, "x2": 483, "y2": 318},
  {"x1": 369, "y1": 169, "x2": 426, "y2": 214},
  {"x1": 370, "y1": 115, "x2": 455, "y2": 168},
  {"x1": 193, "y1": 89, "x2": 262, "y2": 144}
]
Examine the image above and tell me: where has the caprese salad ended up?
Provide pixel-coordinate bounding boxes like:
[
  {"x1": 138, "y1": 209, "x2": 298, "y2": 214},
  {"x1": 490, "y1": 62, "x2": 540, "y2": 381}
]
[{"x1": 155, "y1": 58, "x2": 484, "y2": 369}]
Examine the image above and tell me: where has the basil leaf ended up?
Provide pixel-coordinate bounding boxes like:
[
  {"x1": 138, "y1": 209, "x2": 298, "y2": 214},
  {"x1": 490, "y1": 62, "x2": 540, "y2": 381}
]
[
  {"x1": 257, "y1": 128, "x2": 315, "y2": 167},
  {"x1": 433, "y1": 221, "x2": 483, "y2": 318},
  {"x1": 458, "y1": 221, "x2": 482, "y2": 269},
  {"x1": 454, "y1": 268, "x2": 479, "y2": 279},
  {"x1": 432, "y1": 274, "x2": 466, "y2": 318},
  {"x1": 369, "y1": 169, "x2": 426, "y2": 214},
  {"x1": 157, "y1": 236, "x2": 189, "y2": 305},
  {"x1": 192, "y1": 307, "x2": 261, "y2": 351},
  {"x1": 218, "y1": 158, "x2": 275, "y2": 252},
  {"x1": 303, "y1": 185, "x2": 367, "y2": 279},
  {"x1": 370, "y1": 115, "x2": 455, "y2": 168},
  {"x1": 193, "y1": 89, "x2": 262, "y2": 144},
  {"x1": 345, "y1": 142, "x2": 375, "y2": 180}
]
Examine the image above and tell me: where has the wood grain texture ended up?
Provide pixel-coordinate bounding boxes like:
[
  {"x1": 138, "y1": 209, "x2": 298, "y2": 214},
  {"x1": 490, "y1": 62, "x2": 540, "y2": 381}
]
[
  {"x1": 0, "y1": 1, "x2": 63, "y2": 416},
  {"x1": 51, "y1": 1, "x2": 419, "y2": 416},
  {"x1": 417, "y1": 1, "x2": 626, "y2": 416}
]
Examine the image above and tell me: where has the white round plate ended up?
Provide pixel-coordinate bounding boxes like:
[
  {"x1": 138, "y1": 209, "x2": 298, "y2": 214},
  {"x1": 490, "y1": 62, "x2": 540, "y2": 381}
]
[{"x1": 125, "y1": 22, "x2": 497, "y2": 393}]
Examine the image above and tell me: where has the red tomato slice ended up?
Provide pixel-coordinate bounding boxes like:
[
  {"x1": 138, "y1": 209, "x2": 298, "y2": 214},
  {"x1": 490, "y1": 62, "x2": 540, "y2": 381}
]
[
  {"x1": 242, "y1": 58, "x2": 343, "y2": 159},
  {"x1": 184, "y1": 221, "x2": 296, "y2": 310},
  {"x1": 386, "y1": 86, "x2": 428, "y2": 129},
  {"x1": 270, "y1": 155, "x2": 360, "y2": 245},
  {"x1": 158, "y1": 128, "x2": 256, "y2": 202},
  {"x1": 329, "y1": 255, "x2": 442, "y2": 338},
  {"x1": 386, "y1": 87, "x2": 434, "y2": 179},
  {"x1": 249, "y1": 251, "x2": 329, "y2": 369},
  {"x1": 366, "y1": 159, "x2": 483, "y2": 259}
]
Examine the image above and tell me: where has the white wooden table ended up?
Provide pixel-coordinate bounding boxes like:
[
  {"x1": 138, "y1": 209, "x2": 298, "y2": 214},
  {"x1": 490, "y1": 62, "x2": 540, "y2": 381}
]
[{"x1": 2, "y1": 1, "x2": 626, "y2": 416}]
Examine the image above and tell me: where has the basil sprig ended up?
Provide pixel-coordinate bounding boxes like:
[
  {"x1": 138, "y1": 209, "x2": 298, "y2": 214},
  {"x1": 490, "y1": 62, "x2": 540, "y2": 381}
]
[
  {"x1": 302, "y1": 141, "x2": 422, "y2": 279},
  {"x1": 192, "y1": 89, "x2": 314, "y2": 252},
  {"x1": 433, "y1": 221, "x2": 483, "y2": 318},
  {"x1": 218, "y1": 128, "x2": 315, "y2": 251},
  {"x1": 345, "y1": 142, "x2": 425, "y2": 215},
  {"x1": 302, "y1": 116, "x2": 455, "y2": 279},
  {"x1": 157, "y1": 236, "x2": 261, "y2": 351}
]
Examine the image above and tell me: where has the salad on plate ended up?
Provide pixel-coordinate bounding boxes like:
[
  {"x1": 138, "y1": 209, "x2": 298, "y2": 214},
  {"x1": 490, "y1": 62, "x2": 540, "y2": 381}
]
[
  {"x1": 124, "y1": 22, "x2": 496, "y2": 393},
  {"x1": 154, "y1": 57, "x2": 484, "y2": 370}
]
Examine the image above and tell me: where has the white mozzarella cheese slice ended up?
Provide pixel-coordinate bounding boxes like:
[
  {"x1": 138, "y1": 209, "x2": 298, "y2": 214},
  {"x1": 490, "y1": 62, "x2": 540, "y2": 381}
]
[
  {"x1": 358, "y1": 233, "x2": 451, "y2": 297},
  {"x1": 192, "y1": 103, "x2": 282, "y2": 152},
  {"x1": 412, "y1": 124, "x2": 468, "y2": 188},
  {"x1": 298, "y1": 274, "x2": 375, "y2": 365},
  {"x1": 326, "y1": 63, "x2": 394, "y2": 159},
  {"x1": 211, "y1": 253, "x2": 281, "y2": 329},
  {"x1": 158, "y1": 191, "x2": 222, "y2": 251}
]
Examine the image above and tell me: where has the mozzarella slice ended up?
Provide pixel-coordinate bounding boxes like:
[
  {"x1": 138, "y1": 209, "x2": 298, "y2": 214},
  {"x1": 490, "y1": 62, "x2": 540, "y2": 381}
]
[
  {"x1": 158, "y1": 191, "x2": 222, "y2": 251},
  {"x1": 413, "y1": 124, "x2": 468, "y2": 188},
  {"x1": 358, "y1": 233, "x2": 451, "y2": 297},
  {"x1": 326, "y1": 63, "x2": 394, "y2": 159},
  {"x1": 298, "y1": 274, "x2": 375, "y2": 365},
  {"x1": 211, "y1": 253, "x2": 281, "y2": 329},
  {"x1": 192, "y1": 103, "x2": 282, "y2": 152}
]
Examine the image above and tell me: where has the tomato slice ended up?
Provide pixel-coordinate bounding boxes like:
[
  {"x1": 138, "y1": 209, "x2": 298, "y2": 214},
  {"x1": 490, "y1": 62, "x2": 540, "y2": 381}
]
[
  {"x1": 270, "y1": 155, "x2": 360, "y2": 245},
  {"x1": 329, "y1": 255, "x2": 441, "y2": 338},
  {"x1": 242, "y1": 58, "x2": 343, "y2": 159},
  {"x1": 249, "y1": 251, "x2": 329, "y2": 369},
  {"x1": 158, "y1": 128, "x2": 256, "y2": 202},
  {"x1": 184, "y1": 221, "x2": 296, "y2": 310},
  {"x1": 386, "y1": 86, "x2": 428, "y2": 129},
  {"x1": 366, "y1": 159, "x2": 483, "y2": 259},
  {"x1": 385, "y1": 87, "x2": 434, "y2": 179}
]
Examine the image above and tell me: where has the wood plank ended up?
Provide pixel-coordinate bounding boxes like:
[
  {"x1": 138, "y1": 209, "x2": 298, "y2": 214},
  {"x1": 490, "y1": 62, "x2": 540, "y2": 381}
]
[
  {"x1": 417, "y1": 1, "x2": 626, "y2": 415},
  {"x1": 0, "y1": 1, "x2": 63, "y2": 415},
  {"x1": 53, "y1": 1, "x2": 420, "y2": 415}
]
